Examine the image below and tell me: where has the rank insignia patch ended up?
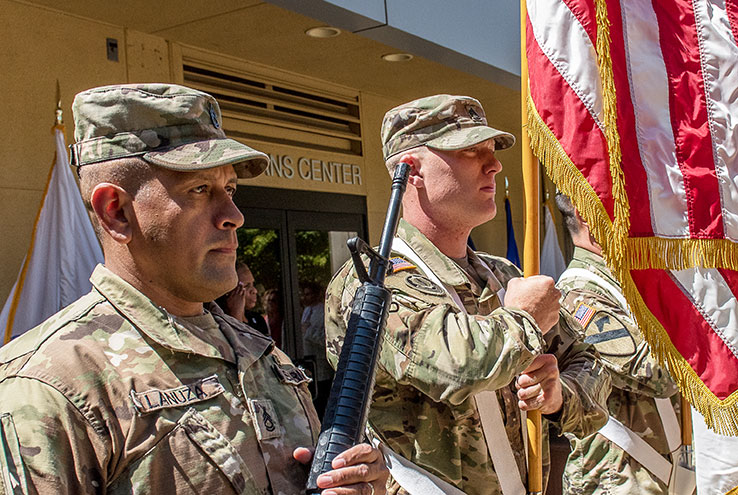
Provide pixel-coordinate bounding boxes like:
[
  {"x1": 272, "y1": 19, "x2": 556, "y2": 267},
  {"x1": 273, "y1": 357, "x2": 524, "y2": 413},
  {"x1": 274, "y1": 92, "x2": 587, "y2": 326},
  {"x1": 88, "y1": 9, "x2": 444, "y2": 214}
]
[
  {"x1": 390, "y1": 257, "x2": 417, "y2": 273},
  {"x1": 274, "y1": 364, "x2": 311, "y2": 385},
  {"x1": 573, "y1": 302, "x2": 597, "y2": 328},
  {"x1": 248, "y1": 399, "x2": 281, "y2": 440},
  {"x1": 467, "y1": 106, "x2": 484, "y2": 123}
]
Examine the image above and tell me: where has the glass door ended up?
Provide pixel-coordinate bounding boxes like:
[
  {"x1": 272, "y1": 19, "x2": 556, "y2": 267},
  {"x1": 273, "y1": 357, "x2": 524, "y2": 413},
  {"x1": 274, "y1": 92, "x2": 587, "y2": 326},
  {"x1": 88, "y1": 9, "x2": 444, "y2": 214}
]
[
  {"x1": 288, "y1": 211, "x2": 360, "y2": 416},
  {"x1": 231, "y1": 186, "x2": 367, "y2": 418}
]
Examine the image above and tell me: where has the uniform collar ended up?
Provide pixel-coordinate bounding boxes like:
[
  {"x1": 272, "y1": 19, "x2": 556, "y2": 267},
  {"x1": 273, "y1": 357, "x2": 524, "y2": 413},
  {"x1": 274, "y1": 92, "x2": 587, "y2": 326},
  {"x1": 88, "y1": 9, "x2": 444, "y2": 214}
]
[
  {"x1": 469, "y1": 252, "x2": 505, "y2": 302},
  {"x1": 90, "y1": 264, "x2": 271, "y2": 368},
  {"x1": 396, "y1": 219, "x2": 505, "y2": 296},
  {"x1": 397, "y1": 219, "x2": 469, "y2": 286}
]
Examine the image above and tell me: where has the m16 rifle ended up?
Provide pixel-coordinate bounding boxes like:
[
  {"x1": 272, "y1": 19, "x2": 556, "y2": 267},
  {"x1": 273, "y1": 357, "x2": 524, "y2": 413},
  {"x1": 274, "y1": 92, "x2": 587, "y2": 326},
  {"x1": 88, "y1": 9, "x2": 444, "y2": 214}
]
[{"x1": 306, "y1": 162, "x2": 410, "y2": 492}]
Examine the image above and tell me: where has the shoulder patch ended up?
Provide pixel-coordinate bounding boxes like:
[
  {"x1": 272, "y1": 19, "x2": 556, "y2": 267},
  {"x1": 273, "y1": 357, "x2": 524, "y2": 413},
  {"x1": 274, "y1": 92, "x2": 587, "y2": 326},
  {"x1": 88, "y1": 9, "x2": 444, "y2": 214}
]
[
  {"x1": 573, "y1": 302, "x2": 597, "y2": 328},
  {"x1": 405, "y1": 274, "x2": 445, "y2": 296},
  {"x1": 389, "y1": 256, "x2": 417, "y2": 273},
  {"x1": 583, "y1": 312, "x2": 637, "y2": 357}
]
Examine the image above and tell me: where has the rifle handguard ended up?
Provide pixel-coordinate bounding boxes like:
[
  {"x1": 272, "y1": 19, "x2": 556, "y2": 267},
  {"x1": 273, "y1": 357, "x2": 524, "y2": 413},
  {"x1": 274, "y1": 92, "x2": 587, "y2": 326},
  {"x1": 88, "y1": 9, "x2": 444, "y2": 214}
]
[{"x1": 305, "y1": 284, "x2": 391, "y2": 491}]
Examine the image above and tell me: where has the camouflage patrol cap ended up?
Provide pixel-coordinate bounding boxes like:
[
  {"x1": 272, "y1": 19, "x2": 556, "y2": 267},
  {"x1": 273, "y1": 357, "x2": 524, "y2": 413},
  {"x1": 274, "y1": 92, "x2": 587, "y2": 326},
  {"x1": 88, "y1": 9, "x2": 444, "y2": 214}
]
[
  {"x1": 70, "y1": 83, "x2": 268, "y2": 178},
  {"x1": 381, "y1": 94, "x2": 515, "y2": 162}
]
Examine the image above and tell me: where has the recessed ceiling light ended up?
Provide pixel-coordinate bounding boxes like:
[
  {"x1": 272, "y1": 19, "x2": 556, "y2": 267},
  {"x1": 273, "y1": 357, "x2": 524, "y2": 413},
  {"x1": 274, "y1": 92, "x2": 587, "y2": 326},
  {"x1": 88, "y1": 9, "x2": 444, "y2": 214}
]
[
  {"x1": 305, "y1": 26, "x2": 341, "y2": 38},
  {"x1": 381, "y1": 53, "x2": 414, "y2": 62}
]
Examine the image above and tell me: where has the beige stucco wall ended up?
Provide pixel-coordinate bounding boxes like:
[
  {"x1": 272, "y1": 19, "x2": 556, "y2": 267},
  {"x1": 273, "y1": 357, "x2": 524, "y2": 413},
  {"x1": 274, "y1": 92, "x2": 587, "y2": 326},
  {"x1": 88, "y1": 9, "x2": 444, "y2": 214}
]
[
  {"x1": 0, "y1": 0, "x2": 546, "y2": 305},
  {"x1": 1, "y1": 1, "x2": 127, "y2": 304}
]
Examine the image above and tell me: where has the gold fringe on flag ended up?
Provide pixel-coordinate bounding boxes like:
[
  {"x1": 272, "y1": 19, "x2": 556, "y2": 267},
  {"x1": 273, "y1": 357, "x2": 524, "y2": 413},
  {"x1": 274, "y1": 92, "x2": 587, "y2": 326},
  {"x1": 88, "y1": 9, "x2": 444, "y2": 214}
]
[
  {"x1": 529, "y1": 98, "x2": 738, "y2": 435},
  {"x1": 594, "y1": 0, "x2": 629, "y2": 270},
  {"x1": 627, "y1": 238, "x2": 738, "y2": 270}
]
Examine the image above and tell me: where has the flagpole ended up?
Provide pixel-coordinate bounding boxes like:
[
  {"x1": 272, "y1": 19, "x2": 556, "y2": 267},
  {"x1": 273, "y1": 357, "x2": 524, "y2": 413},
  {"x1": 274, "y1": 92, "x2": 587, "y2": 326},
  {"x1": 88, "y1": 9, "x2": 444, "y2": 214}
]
[{"x1": 520, "y1": 0, "x2": 543, "y2": 493}]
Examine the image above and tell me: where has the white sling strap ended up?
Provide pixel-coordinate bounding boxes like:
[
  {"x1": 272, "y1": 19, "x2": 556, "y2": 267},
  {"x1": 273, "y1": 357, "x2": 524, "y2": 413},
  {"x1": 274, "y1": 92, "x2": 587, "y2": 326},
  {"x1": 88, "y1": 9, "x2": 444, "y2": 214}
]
[
  {"x1": 474, "y1": 392, "x2": 527, "y2": 495},
  {"x1": 655, "y1": 397, "x2": 682, "y2": 453},
  {"x1": 369, "y1": 434, "x2": 466, "y2": 495},
  {"x1": 392, "y1": 237, "x2": 527, "y2": 495},
  {"x1": 598, "y1": 405, "x2": 694, "y2": 495},
  {"x1": 599, "y1": 415, "x2": 673, "y2": 484}
]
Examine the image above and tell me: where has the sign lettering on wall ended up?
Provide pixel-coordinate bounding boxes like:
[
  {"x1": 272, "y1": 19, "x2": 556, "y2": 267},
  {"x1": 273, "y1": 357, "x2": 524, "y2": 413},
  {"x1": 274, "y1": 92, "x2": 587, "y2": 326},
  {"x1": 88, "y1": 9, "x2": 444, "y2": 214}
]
[
  {"x1": 238, "y1": 141, "x2": 366, "y2": 196},
  {"x1": 264, "y1": 153, "x2": 362, "y2": 186}
]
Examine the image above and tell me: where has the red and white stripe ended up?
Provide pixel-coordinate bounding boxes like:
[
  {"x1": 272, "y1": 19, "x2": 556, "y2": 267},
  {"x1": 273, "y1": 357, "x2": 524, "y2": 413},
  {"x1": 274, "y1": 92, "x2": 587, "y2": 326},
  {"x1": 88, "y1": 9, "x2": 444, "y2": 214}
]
[
  {"x1": 527, "y1": 0, "x2": 738, "y2": 240},
  {"x1": 527, "y1": 0, "x2": 738, "y2": 416}
]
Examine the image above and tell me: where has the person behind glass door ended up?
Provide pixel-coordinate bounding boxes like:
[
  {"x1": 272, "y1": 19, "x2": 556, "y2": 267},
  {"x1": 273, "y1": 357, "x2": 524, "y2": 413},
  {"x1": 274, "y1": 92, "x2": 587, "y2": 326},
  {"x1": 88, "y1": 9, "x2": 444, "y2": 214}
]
[
  {"x1": 300, "y1": 281, "x2": 333, "y2": 417},
  {"x1": 217, "y1": 262, "x2": 268, "y2": 336},
  {"x1": 263, "y1": 288, "x2": 284, "y2": 349}
]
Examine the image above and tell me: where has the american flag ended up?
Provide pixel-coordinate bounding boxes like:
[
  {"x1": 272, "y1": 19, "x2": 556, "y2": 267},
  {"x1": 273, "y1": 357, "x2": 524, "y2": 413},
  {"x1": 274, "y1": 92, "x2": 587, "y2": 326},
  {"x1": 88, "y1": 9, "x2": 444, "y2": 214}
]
[
  {"x1": 573, "y1": 302, "x2": 596, "y2": 328},
  {"x1": 525, "y1": 0, "x2": 738, "y2": 437}
]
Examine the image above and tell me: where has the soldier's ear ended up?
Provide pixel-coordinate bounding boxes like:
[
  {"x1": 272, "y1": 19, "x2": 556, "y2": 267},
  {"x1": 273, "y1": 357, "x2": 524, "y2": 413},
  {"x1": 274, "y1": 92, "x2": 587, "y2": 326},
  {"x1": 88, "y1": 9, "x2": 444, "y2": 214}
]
[
  {"x1": 398, "y1": 153, "x2": 424, "y2": 189},
  {"x1": 90, "y1": 183, "x2": 133, "y2": 244},
  {"x1": 574, "y1": 209, "x2": 588, "y2": 228}
]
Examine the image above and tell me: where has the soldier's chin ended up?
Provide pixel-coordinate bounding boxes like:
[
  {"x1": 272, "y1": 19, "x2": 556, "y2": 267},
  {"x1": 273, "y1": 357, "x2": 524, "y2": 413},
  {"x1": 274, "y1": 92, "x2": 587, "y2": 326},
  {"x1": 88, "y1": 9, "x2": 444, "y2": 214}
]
[{"x1": 204, "y1": 268, "x2": 239, "y2": 298}]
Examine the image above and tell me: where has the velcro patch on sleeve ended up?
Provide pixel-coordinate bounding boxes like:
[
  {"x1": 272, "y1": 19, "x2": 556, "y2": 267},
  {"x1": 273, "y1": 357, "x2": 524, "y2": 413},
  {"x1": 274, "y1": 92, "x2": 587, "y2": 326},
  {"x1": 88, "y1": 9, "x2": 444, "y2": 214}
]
[
  {"x1": 273, "y1": 364, "x2": 312, "y2": 385},
  {"x1": 248, "y1": 399, "x2": 281, "y2": 440},
  {"x1": 389, "y1": 257, "x2": 417, "y2": 273},
  {"x1": 130, "y1": 375, "x2": 225, "y2": 414},
  {"x1": 573, "y1": 302, "x2": 597, "y2": 329},
  {"x1": 405, "y1": 274, "x2": 445, "y2": 296},
  {"x1": 584, "y1": 312, "x2": 637, "y2": 357}
]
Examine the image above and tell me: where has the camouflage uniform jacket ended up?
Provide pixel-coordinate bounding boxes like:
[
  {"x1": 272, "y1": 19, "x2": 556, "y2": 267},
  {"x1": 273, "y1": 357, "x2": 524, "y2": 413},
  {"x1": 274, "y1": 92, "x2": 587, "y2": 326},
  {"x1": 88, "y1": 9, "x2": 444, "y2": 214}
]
[
  {"x1": 558, "y1": 247, "x2": 679, "y2": 495},
  {"x1": 324, "y1": 220, "x2": 610, "y2": 495},
  {"x1": 0, "y1": 265, "x2": 320, "y2": 495}
]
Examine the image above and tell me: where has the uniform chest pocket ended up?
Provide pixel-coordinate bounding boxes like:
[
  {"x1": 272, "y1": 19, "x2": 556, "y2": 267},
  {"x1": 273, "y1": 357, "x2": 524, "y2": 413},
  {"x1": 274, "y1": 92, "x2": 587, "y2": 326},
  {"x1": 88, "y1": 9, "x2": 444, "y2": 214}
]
[{"x1": 108, "y1": 408, "x2": 265, "y2": 495}]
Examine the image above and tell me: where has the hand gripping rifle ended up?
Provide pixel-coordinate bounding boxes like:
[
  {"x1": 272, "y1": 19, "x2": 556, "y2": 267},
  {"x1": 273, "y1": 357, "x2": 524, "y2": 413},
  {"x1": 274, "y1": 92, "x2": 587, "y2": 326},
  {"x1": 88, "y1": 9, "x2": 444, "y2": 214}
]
[{"x1": 306, "y1": 162, "x2": 410, "y2": 492}]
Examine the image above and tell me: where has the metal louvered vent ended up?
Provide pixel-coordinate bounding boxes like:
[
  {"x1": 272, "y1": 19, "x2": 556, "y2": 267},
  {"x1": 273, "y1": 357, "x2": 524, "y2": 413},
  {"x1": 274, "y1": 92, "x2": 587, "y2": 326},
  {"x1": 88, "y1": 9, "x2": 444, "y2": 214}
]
[{"x1": 183, "y1": 62, "x2": 362, "y2": 156}]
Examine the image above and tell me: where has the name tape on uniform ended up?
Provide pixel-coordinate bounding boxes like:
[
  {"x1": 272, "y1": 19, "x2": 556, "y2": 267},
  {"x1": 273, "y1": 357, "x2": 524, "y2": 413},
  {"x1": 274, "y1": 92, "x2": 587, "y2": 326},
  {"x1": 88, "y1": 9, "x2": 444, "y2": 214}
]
[{"x1": 130, "y1": 375, "x2": 225, "y2": 414}]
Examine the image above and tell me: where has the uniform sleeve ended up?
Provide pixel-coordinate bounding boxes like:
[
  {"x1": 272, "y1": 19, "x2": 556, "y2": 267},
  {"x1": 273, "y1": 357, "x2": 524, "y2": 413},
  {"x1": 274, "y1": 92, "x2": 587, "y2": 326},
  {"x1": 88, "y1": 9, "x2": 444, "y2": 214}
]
[
  {"x1": 544, "y1": 310, "x2": 611, "y2": 437},
  {"x1": 0, "y1": 377, "x2": 107, "y2": 494},
  {"x1": 325, "y1": 263, "x2": 546, "y2": 406},
  {"x1": 562, "y1": 288, "x2": 677, "y2": 398}
]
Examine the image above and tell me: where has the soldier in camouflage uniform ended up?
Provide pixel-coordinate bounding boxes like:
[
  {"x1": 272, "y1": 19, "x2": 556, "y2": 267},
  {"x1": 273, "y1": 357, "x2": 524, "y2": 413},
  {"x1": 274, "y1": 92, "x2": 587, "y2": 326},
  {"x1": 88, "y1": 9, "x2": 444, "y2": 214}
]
[
  {"x1": 0, "y1": 84, "x2": 388, "y2": 495},
  {"x1": 555, "y1": 193, "x2": 682, "y2": 494},
  {"x1": 324, "y1": 95, "x2": 611, "y2": 494}
]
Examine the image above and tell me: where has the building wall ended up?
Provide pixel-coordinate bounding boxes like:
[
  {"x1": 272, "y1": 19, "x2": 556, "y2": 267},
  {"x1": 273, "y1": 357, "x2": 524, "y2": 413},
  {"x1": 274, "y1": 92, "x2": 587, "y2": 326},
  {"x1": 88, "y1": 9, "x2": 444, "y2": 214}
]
[
  {"x1": 1, "y1": 1, "x2": 127, "y2": 303},
  {"x1": 0, "y1": 0, "x2": 537, "y2": 305}
]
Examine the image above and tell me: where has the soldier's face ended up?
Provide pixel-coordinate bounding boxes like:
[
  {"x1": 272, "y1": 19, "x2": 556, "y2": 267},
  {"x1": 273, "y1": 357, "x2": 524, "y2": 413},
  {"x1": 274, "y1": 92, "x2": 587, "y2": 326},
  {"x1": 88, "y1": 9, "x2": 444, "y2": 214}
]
[
  {"x1": 130, "y1": 164, "x2": 244, "y2": 304},
  {"x1": 420, "y1": 139, "x2": 502, "y2": 229}
]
